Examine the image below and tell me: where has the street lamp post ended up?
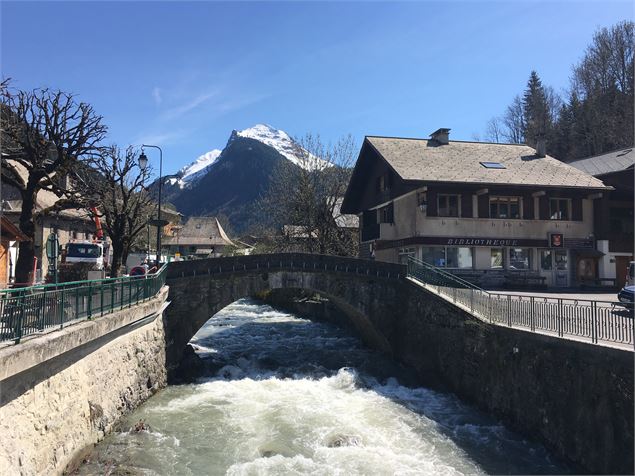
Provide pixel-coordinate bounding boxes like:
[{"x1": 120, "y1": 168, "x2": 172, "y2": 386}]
[{"x1": 139, "y1": 144, "x2": 163, "y2": 266}]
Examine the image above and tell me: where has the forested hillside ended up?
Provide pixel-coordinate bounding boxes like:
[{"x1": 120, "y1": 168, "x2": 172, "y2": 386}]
[{"x1": 484, "y1": 21, "x2": 633, "y2": 161}]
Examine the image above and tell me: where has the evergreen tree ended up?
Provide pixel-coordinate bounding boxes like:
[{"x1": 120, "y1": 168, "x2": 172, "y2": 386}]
[{"x1": 522, "y1": 71, "x2": 550, "y2": 147}]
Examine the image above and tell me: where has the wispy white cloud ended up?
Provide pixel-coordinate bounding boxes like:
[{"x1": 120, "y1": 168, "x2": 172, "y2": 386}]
[
  {"x1": 160, "y1": 90, "x2": 219, "y2": 120},
  {"x1": 152, "y1": 86, "x2": 162, "y2": 105},
  {"x1": 216, "y1": 92, "x2": 271, "y2": 113},
  {"x1": 133, "y1": 129, "x2": 188, "y2": 147}
]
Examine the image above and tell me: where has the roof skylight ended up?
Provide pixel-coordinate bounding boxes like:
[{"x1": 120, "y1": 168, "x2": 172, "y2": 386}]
[{"x1": 480, "y1": 161, "x2": 506, "y2": 169}]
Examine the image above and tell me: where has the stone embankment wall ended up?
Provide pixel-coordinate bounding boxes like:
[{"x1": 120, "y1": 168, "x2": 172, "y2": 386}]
[{"x1": 0, "y1": 288, "x2": 169, "y2": 476}]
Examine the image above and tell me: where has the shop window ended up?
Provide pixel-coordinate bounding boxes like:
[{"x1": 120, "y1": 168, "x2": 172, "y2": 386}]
[
  {"x1": 489, "y1": 197, "x2": 521, "y2": 219},
  {"x1": 446, "y1": 247, "x2": 473, "y2": 268},
  {"x1": 509, "y1": 248, "x2": 531, "y2": 270},
  {"x1": 422, "y1": 247, "x2": 446, "y2": 267},
  {"x1": 554, "y1": 250, "x2": 568, "y2": 270},
  {"x1": 423, "y1": 246, "x2": 473, "y2": 268},
  {"x1": 540, "y1": 249, "x2": 552, "y2": 270},
  {"x1": 490, "y1": 248, "x2": 504, "y2": 269},
  {"x1": 438, "y1": 194, "x2": 460, "y2": 217},
  {"x1": 549, "y1": 198, "x2": 570, "y2": 220},
  {"x1": 379, "y1": 203, "x2": 393, "y2": 223}
]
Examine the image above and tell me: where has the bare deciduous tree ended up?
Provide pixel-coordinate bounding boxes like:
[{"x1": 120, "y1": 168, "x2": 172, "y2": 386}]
[
  {"x1": 77, "y1": 146, "x2": 155, "y2": 276},
  {"x1": 484, "y1": 117, "x2": 504, "y2": 143},
  {"x1": 1, "y1": 87, "x2": 107, "y2": 284},
  {"x1": 258, "y1": 134, "x2": 358, "y2": 256},
  {"x1": 502, "y1": 95, "x2": 525, "y2": 144}
]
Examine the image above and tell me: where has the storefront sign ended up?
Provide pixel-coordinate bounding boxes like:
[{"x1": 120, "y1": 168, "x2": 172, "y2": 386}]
[{"x1": 376, "y1": 236, "x2": 549, "y2": 250}]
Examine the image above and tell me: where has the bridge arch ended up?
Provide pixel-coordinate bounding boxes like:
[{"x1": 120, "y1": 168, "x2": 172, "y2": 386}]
[{"x1": 163, "y1": 254, "x2": 407, "y2": 379}]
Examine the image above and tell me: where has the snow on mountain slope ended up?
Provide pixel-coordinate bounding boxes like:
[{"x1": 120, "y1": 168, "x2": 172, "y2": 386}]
[
  {"x1": 236, "y1": 124, "x2": 330, "y2": 170},
  {"x1": 180, "y1": 149, "x2": 222, "y2": 182},
  {"x1": 167, "y1": 149, "x2": 222, "y2": 189}
]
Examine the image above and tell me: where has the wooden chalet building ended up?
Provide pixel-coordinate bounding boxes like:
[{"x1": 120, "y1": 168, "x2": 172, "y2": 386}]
[
  {"x1": 341, "y1": 128, "x2": 611, "y2": 288},
  {"x1": 569, "y1": 147, "x2": 634, "y2": 288}
]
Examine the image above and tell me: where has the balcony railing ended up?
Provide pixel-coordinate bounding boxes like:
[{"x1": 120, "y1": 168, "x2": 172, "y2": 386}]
[
  {"x1": 361, "y1": 224, "x2": 380, "y2": 242},
  {"x1": 407, "y1": 257, "x2": 633, "y2": 348},
  {"x1": 0, "y1": 265, "x2": 167, "y2": 344}
]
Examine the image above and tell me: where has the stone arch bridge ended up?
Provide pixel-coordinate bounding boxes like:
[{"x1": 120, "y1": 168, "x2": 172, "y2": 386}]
[{"x1": 164, "y1": 253, "x2": 408, "y2": 374}]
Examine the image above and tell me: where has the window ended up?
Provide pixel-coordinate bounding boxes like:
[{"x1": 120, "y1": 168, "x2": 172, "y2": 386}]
[
  {"x1": 540, "y1": 249, "x2": 552, "y2": 270},
  {"x1": 490, "y1": 197, "x2": 521, "y2": 219},
  {"x1": 549, "y1": 198, "x2": 570, "y2": 220},
  {"x1": 509, "y1": 248, "x2": 531, "y2": 270},
  {"x1": 422, "y1": 246, "x2": 473, "y2": 268},
  {"x1": 377, "y1": 174, "x2": 390, "y2": 193},
  {"x1": 446, "y1": 247, "x2": 473, "y2": 268},
  {"x1": 379, "y1": 203, "x2": 393, "y2": 223},
  {"x1": 480, "y1": 161, "x2": 506, "y2": 169},
  {"x1": 422, "y1": 247, "x2": 446, "y2": 267},
  {"x1": 438, "y1": 194, "x2": 460, "y2": 217},
  {"x1": 490, "y1": 248, "x2": 504, "y2": 268}
]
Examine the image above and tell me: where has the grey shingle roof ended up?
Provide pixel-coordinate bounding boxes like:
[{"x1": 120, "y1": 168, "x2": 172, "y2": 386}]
[
  {"x1": 162, "y1": 217, "x2": 234, "y2": 247},
  {"x1": 568, "y1": 148, "x2": 634, "y2": 177},
  {"x1": 366, "y1": 137, "x2": 609, "y2": 189}
]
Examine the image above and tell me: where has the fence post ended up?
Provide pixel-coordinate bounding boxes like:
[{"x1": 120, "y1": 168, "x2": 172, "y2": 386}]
[
  {"x1": 59, "y1": 289, "x2": 65, "y2": 329},
  {"x1": 591, "y1": 301, "x2": 597, "y2": 344},
  {"x1": 507, "y1": 295, "x2": 512, "y2": 327},
  {"x1": 530, "y1": 296, "x2": 535, "y2": 331},
  {"x1": 470, "y1": 288, "x2": 474, "y2": 312},
  {"x1": 14, "y1": 293, "x2": 26, "y2": 344},
  {"x1": 100, "y1": 282, "x2": 105, "y2": 317},
  {"x1": 558, "y1": 298, "x2": 563, "y2": 337},
  {"x1": 87, "y1": 282, "x2": 93, "y2": 319}
]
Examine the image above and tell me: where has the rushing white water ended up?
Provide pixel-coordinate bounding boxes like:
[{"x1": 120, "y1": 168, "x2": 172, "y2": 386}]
[{"x1": 79, "y1": 299, "x2": 569, "y2": 475}]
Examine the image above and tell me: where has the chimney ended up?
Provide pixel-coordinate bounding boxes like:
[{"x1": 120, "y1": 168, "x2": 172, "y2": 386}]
[
  {"x1": 535, "y1": 136, "x2": 546, "y2": 158},
  {"x1": 430, "y1": 128, "x2": 450, "y2": 145}
]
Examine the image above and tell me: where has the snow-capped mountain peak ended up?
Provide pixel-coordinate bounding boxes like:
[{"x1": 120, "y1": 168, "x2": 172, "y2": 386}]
[
  {"x1": 179, "y1": 149, "x2": 222, "y2": 182},
  {"x1": 236, "y1": 123, "x2": 330, "y2": 170}
]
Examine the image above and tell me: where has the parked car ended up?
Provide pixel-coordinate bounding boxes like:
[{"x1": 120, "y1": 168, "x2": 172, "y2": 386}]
[
  {"x1": 129, "y1": 266, "x2": 146, "y2": 277},
  {"x1": 617, "y1": 285, "x2": 634, "y2": 317}
]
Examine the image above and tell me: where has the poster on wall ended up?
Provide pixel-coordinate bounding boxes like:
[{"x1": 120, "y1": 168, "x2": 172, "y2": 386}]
[{"x1": 549, "y1": 233, "x2": 564, "y2": 248}]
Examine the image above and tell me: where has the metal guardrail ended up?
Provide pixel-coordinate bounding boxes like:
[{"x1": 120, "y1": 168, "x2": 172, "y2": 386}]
[
  {"x1": 407, "y1": 257, "x2": 634, "y2": 347},
  {"x1": 0, "y1": 265, "x2": 167, "y2": 344}
]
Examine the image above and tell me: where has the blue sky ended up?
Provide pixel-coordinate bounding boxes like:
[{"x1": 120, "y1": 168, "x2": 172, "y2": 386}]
[{"x1": 1, "y1": 1, "x2": 632, "y2": 175}]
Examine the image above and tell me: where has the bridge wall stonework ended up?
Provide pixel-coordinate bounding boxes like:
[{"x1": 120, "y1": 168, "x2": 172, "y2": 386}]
[{"x1": 165, "y1": 254, "x2": 634, "y2": 475}]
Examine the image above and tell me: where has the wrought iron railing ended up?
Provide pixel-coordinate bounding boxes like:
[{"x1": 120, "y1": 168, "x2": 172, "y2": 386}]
[
  {"x1": 407, "y1": 257, "x2": 634, "y2": 347},
  {"x1": 0, "y1": 265, "x2": 167, "y2": 344}
]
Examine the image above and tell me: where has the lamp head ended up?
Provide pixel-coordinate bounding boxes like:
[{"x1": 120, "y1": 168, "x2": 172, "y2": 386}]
[{"x1": 138, "y1": 150, "x2": 149, "y2": 170}]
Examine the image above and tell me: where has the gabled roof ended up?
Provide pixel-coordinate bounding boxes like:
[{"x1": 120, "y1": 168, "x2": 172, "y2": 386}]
[
  {"x1": 1, "y1": 160, "x2": 92, "y2": 221},
  {"x1": 568, "y1": 147, "x2": 634, "y2": 177},
  {"x1": 1, "y1": 216, "x2": 29, "y2": 241},
  {"x1": 162, "y1": 216, "x2": 234, "y2": 247},
  {"x1": 365, "y1": 136, "x2": 610, "y2": 189}
]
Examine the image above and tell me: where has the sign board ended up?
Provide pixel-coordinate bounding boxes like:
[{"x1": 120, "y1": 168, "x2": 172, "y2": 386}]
[
  {"x1": 45, "y1": 233, "x2": 59, "y2": 260},
  {"x1": 549, "y1": 233, "x2": 564, "y2": 248}
]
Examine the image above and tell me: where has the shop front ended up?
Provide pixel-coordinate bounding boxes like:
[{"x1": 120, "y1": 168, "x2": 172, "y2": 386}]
[{"x1": 380, "y1": 234, "x2": 596, "y2": 288}]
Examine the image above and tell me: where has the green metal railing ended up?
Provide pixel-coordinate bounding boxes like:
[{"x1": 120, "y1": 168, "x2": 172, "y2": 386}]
[
  {"x1": 0, "y1": 265, "x2": 167, "y2": 344},
  {"x1": 407, "y1": 257, "x2": 634, "y2": 347}
]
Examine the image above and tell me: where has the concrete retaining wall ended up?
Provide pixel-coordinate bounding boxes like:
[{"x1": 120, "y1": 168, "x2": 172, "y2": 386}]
[{"x1": 0, "y1": 288, "x2": 169, "y2": 476}]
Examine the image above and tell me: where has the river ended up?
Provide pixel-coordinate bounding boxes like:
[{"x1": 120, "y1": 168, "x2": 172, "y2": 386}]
[{"x1": 78, "y1": 298, "x2": 569, "y2": 475}]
